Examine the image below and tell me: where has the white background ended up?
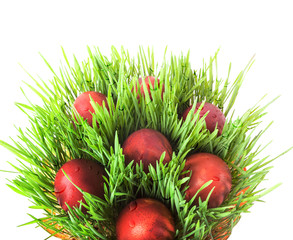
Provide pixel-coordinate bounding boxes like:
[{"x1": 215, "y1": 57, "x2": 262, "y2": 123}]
[{"x1": 0, "y1": 0, "x2": 292, "y2": 239}]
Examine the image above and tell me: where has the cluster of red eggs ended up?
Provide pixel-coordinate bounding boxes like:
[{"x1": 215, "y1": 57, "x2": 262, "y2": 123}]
[{"x1": 54, "y1": 76, "x2": 231, "y2": 240}]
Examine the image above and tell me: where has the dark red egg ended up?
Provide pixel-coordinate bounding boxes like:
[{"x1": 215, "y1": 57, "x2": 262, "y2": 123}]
[
  {"x1": 183, "y1": 153, "x2": 232, "y2": 208},
  {"x1": 73, "y1": 91, "x2": 109, "y2": 126},
  {"x1": 134, "y1": 76, "x2": 164, "y2": 100},
  {"x1": 116, "y1": 198, "x2": 175, "y2": 240},
  {"x1": 122, "y1": 128, "x2": 172, "y2": 172},
  {"x1": 182, "y1": 102, "x2": 226, "y2": 135},
  {"x1": 54, "y1": 159, "x2": 106, "y2": 213}
]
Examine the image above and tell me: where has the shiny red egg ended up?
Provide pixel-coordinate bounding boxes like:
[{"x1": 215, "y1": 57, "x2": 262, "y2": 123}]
[
  {"x1": 134, "y1": 76, "x2": 164, "y2": 100},
  {"x1": 182, "y1": 102, "x2": 226, "y2": 135},
  {"x1": 116, "y1": 198, "x2": 175, "y2": 240},
  {"x1": 73, "y1": 91, "x2": 109, "y2": 126},
  {"x1": 122, "y1": 128, "x2": 172, "y2": 172},
  {"x1": 54, "y1": 159, "x2": 106, "y2": 213},
  {"x1": 183, "y1": 153, "x2": 232, "y2": 208}
]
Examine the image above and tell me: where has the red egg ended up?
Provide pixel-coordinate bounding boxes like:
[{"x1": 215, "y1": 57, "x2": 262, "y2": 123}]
[
  {"x1": 122, "y1": 129, "x2": 172, "y2": 172},
  {"x1": 182, "y1": 102, "x2": 226, "y2": 135},
  {"x1": 54, "y1": 159, "x2": 106, "y2": 213},
  {"x1": 183, "y1": 153, "x2": 232, "y2": 208},
  {"x1": 73, "y1": 91, "x2": 109, "y2": 126},
  {"x1": 133, "y1": 76, "x2": 164, "y2": 100},
  {"x1": 116, "y1": 198, "x2": 175, "y2": 240}
]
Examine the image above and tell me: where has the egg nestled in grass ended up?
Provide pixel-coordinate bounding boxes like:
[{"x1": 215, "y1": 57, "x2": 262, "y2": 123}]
[
  {"x1": 133, "y1": 76, "x2": 164, "y2": 100},
  {"x1": 54, "y1": 159, "x2": 106, "y2": 213},
  {"x1": 182, "y1": 102, "x2": 226, "y2": 136},
  {"x1": 73, "y1": 91, "x2": 109, "y2": 127},
  {"x1": 116, "y1": 198, "x2": 175, "y2": 240},
  {"x1": 122, "y1": 128, "x2": 172, "y2": 172},
  {"x1": 183, "y1": 153, "x2": 232, "y2": 208}
]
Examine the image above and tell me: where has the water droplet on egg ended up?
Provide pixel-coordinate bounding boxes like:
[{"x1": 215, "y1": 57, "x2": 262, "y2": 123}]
[
  {"x1": 75, "y1": 167, "x2": 80, "y2": 172},
  {"x1": 129, "y1": 220, "x2": 135, "y2": 228},
  {"x1": 212, "y1": 176, "x2": 220, "y2": 181}
]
